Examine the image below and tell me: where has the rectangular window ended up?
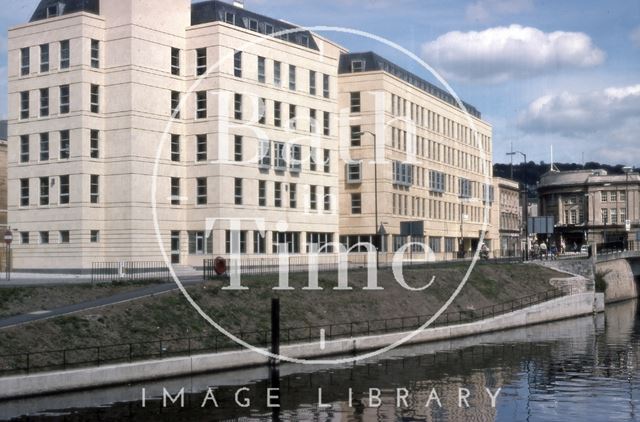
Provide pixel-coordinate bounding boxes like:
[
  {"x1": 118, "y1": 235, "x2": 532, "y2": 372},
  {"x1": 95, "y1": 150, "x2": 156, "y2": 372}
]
[
  {"x1": 20, "y1": 179, "x2": 29, "y2": 207},
  {"x1": 347, "y1": 161, "x2": 362, "y2": 183},
  {"x1": 90, "y1": 129, "x2": 99, "y2": 159},
  {"x1": 271, "y1": 232, "x2": 300, "y2": 254},
  {"x1": 196, "y1": 48, "x2": 207, "y2": 75},
  {"x1": 171, "y1": 47, "x2": 180, "y2": 75},
  {"x1": 225, "y1": 11, "x2": 235, "y2": 24},
  {"x1": 322, "y1": 74, "x2": 330, "y2": 98},
  {"x1": 310, "y1": 185, "x2": 318, "y2": 210},
  {"x1": 20, "y1": 91, "x2": 29, "y2": 119},
  {"x1": 274, "y1": 182, "x2": 282, "y2": 208},
  {"x1": 289, "y1": 183, "x2": 297, "y2": 208},
  {"x1": 90, "y1": 230, "x2": 100, "y2": 243},
  {"x1": 309, "y1": 70, "x2": 316, "y2": 95},
  {"x1": 307, "y1": 233, "x2": 334, "y2": 253},
  {"x1": 90, "y1": 84, "x2": 99, "y2": 113},
  {"x1": 274, "y1": 142, "x2": 286, "y2": 170},
  {"x1": 290, "y1": 144, "x2": 301, "y2": 172},
  {"x1": 249, "y1": 18, "x2": 258, "y2": 31},
  {"x1": 60, "y1": 231, "x2": 70, "y2": 244},
  {"x1": 289, "y1": 104, "x2": 296, "y2": 129},
  {"x1": 274, "y1": 101, "x2": 282, "y2": 127},
  {"x1": 611, "y1": 208, "x2": 618, "y2": 224},
  {"x1": 258, "y1": 56, "x2": 266, "y2": 83},
  {"x1": 225, "y1": 230, "x2": 247, "y2": 254},
  {"x1": 60, "y1": 40, "x2": 70, "y2": 69},
  {"x1": 601, "y1": 191, "x2": 608, "y2": 202},
  {"x1": 233, "y1": 135, "x2": 243, "y2": 162},
  {"x1": 171, "y1": 91, "x2": 180, "y2": 118},
  {"x1": 170, "y1": 177, "x2": 180, "y2": 205},
  {"x1": 265, "y1": 23, "x2": 274, "y2": 35},
  {"x1": 40, "y1": 232, "x2": 49, "y2": 245},
  {"x1": 309, "y1": 109, "x2": 317, "y2": 133},
  {"x1": 429, "y1": 171, "x2": 446, "y2": 193},
  {"x1": 196, "y1": 91, "x2": 207, "y2": 119},
  {"x1": 40, "y1": 133, "x2": 49, "y2": 161},
  {"x1": 234, "y1": 178, "x2": 243, "y2": 205},
  {"x1": 90, "y1": 175, "x2": 99, "y2": 204},
  {"x1": 40, "y1": 88, "x2": 49, "y2": 117},
  {"x1": 253, "y1": 231, "x2": 266, "y2": 254},
  {"x1": 188, "y1": 231, "x2": 211, "y2": 255},
  {"x1": 40, "y1": 44, "x2": 49, "y2": 72},
  {"x1": 20, "y1": 47, "x2": 30, "y2": 76},
  {"x1": 40, "y1": 177, "x2": 49, "y2": 206},
  {"x1": 90, "y1": 39, "x2": 99, "y2": 68},
  {"x1": 233, "y1": 51, "x2": 242, "y2": 77},
  {"x1": 259, "y1": 139, "x2": 271, "y2": 168},
  {"x1": 59, "y1": 85, "x2": 69, "y2": 114},
  {"x1": 350, "y1": 92, "x2": 361, "y2": 113},
  {"x1": 611, "y1": 191, "x2": 617, "y2": 202},
  {"x1": 323, "y1": 149, "x2": 330, "y2": 173},
  {"x1": 234, "y1": 93, "x2": 242, "y2": 120},
  {"x1": 350, "y1": 125, "x2": 361, "y2": 147},
  {"x1": 46, "y1": 4, "x2": 60, "y2": 17},
  {"x1": 323, "y1": 112, "x2": 330, "y2": 136},
  {"x1": 258, "y1": 98, "x2": 266, "y2": 124},
  {"x1": 310, "y1": 147, "x2": 317, "y2": 171},
  {"x1": 351, "y1": 193, "x2": 362, "y2": 214},
  {"x1": 59, "y1": 130, "x2": 70, "y2": 159},
  {"x1": 258, "y1": 180, "x2": 266, "y2": 207},
  {"x1": 20, "y1": 232, "x2": 29, "y2": 245},
  {"x1": 59, "y1": 175, "x2": 69, "y2": 204},
  {"x1": 289, "y1": 65, "x2": 296, "y2": 90},
  {"x1": 324, "y1": 186, "x2": 331, "y2": 211},
  {"x1": 171, "y1": 134, "x2": 180, "y2": 162},
  {"x1": 20, "y1": 135, "x2": 29, "y2": 163},
  {"x1": 459, "y1": 178, "x2": 472, "y2": 198},
  {"x1": 351, "y1": 60, "x2": 365, "y2": 72},
  {"x1": 197, "y1": 177, "x2": 207, "y2": 205},
  {"x1": 196, "y1": 135, "x2": 207, "y2": 161},
  {"x1": 273, "y1": 61, "x2": 281, "y2": 86}
]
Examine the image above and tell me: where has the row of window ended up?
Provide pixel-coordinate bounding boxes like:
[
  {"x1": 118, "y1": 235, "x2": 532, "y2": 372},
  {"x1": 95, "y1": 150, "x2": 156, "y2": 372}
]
[
  {"x1": 20, "y1": 84, "x2": 99, "y2": 119},
  {"x1": 19, "y1": 39, "x2": 98, "y2": 76},
  {"x1": 391, "y1": 194, "x2": 491, "y2": 222},
  {"x1": 601, "y1": 208, "x2": 628, "y2": 225},
  {"x1": 20, "y1": 175, "x2": 99, "y2": 207},
  {"x1": 258, "y1": 140, "x2": 331, "y2": 173},
  {"x1": 19, "y1": 130, "x2": 99, "y2": 162},
  {"x1": 601, "y1": 191, "x2": 628, "y2": 202},
  {"x1": 17, "y1": 230, "x2": 100, "y2": 245}
]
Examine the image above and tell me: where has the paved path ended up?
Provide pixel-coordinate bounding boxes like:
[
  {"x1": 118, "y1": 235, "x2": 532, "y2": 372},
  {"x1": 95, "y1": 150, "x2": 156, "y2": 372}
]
[{"x1": 0, "y1": 276, "x2": 203, "y2": 329}]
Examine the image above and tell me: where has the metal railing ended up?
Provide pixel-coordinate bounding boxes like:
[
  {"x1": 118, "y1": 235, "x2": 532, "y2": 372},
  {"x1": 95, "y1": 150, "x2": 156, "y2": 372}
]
[
  {"x1": 0, "y1": 287, "x2": 570, "y2": 376},
  {"x1": 91, "y1": 261, "x2": 170, "y2": 283}
]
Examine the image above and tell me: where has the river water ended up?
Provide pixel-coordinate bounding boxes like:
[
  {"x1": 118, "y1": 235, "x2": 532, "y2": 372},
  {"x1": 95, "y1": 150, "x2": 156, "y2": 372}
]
[{"x1": 2, "y1": 299, "x2": 640, "y2": 421}]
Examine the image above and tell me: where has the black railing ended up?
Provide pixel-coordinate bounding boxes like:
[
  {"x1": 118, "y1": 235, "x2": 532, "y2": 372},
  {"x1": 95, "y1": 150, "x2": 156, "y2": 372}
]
[
  {"x1": 0, "y1": 287, "x2": 571, "y2": 376},
  {"x1": 91, "y1": 261, "x2": 170, "y2": 283}
]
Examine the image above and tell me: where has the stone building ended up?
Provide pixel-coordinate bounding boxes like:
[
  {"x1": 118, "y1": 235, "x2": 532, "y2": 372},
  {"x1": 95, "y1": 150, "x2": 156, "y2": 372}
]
[{"x1": 493, "y1": 177, "x2": 521, "y2": 256}]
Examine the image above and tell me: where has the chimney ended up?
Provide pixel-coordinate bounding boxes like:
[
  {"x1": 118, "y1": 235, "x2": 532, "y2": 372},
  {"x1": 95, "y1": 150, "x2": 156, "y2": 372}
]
[{"x1": 233, "y1": 1, "x2": 245, "y2": 8}]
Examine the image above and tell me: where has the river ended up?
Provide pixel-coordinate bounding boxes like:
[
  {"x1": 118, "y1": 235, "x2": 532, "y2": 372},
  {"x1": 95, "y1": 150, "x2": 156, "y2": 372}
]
[{"x1": 1, "y1": 299, "x2": 639, "y2": 421}]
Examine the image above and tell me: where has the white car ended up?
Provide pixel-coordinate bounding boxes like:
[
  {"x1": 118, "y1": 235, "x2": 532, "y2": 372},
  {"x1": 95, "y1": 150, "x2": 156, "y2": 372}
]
[{"x1": 580, "y1": 245, "x2": 589, "y2": 254}]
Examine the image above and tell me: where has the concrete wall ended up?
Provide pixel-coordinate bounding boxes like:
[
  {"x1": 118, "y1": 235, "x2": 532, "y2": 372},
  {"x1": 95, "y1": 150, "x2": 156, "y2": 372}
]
[
  {"x1": 597, "y1": 258, "x2": 638, "y2": 303},
  {"x1": 0, "y1": 291, "x2": 603, "y2": 400}
]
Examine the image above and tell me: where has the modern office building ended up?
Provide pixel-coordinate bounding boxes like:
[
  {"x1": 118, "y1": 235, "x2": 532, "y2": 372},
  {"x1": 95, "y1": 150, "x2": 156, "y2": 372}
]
[
  {"x1": 8, "y1": 0, "x2": 497, "y2": 271},
  {"x1": 538, "y1": 169, "x2": 640, "y2": 250}
]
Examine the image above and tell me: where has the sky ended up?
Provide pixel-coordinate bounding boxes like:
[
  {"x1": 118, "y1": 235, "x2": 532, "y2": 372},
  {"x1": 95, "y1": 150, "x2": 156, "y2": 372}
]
[{"x1": 1, "y1": 0, "x2": 639, "y2": 165}]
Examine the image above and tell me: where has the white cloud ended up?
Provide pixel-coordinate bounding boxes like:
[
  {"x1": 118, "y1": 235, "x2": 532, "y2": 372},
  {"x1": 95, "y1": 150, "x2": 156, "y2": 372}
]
[
  {"x1": 466, "y1": 0, "x2": 533, "y2": 22},
  {"x1": 421, "y1": 25, "x2": 605, "y2": 83},
  {"x1": 631, "y1": 26, "x2": 640, "y2": 48}
]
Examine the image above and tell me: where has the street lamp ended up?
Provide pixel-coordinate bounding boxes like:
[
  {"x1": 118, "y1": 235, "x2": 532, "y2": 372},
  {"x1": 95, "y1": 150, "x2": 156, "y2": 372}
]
[
  {"x1": 357, "y1": 130, "x2": 380, "y2": 268},
  {"x1": 623, "y1": 166, "x2": 632, "y2": 250},
  {"x1": 507, "y1": 151, "x2": 528, "y2": 260}
]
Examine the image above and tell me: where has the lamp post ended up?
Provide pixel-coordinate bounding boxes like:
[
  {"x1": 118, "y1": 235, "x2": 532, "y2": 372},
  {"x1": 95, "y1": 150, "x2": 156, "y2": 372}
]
[
  {"x1": 357, "y1": 130, "x2": 380, "y2": 268},
  {"x1": 507, "y1": 151, "x2": 528, "y2": 260},
  {"x1": 623, "y1": 166, "x2": 632, "y2": 250}
]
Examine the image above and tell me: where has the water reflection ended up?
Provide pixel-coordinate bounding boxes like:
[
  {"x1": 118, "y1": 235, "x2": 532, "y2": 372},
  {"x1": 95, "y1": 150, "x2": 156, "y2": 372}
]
[{"x1": 2, "y1": 300, "x2": 639, "y2": 421}]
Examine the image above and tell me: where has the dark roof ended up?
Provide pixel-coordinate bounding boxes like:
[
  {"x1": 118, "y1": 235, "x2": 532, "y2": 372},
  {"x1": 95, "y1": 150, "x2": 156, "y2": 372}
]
[
  {"x1": 0, "y1": 121, "x2": 6, "y2": 141},
  {"x1": 30, "y1": 0, "x2": 99, "y2": 22},
  {"x1": 339, "y1": 52, "x2": 481, "y2": 119},
  {"x1": 192, "y1": 1, "x2": 319, "y2": 50}
]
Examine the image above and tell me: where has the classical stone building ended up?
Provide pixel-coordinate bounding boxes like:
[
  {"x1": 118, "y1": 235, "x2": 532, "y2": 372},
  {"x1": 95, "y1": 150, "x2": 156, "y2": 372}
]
[{"x1": 493, "y1": 177, "x2": 521, "y2": 256}]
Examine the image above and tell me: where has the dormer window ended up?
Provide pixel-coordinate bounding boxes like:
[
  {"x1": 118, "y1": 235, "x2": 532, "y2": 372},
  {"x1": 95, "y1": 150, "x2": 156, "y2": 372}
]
[
  {"x1": 46, "y1": 3, "x2": 62, "y2": 18},
  {"x1": 225, "y1": 12, "x2": 235, "y2": 24},
  {"x1": 249, "y1": 19, "x2": 258, "y2": 32},
  {"x1": 265, "y1": 23, "x2": 274, "y2": 35},
  {"x1": 351, "y1": 60, "x2": 365, "y2": 73},
  {"x1": 300, "y1": 35, "x2": 309, "y2": 48}
]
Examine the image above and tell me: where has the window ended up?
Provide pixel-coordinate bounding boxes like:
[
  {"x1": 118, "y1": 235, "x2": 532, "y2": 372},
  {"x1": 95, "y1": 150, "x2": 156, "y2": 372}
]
[
  {"x1": 322, "y1": 74, "x2": 330, "y2": 98},
  {"x1": 307, "y1": 232, "x2": 334, "y2": 253},
  {"x1": 188, "y1": 231, "x2": 212, "y2": 255},
  {"x1": 20, "y1": 135, "x2": 29, "y2": 163},
  {"x1": 90, "y1": 230, "x2": 100, "y2": 243},
  {"x1": 310, "y1": 109, "x2": 317, "y2": 133},
  {"x1": 290, "y1": 144, "x2": 301, "y2": 172},
  {"x1": 621, "y1": 192, "x2": 627, "y2": 202},
  {"x1": 611, "y1": 208, "x2": 618, "y2": 224},
  {"x1": 196, "y1": 48, "x2": 207, "y2": 75},
  {"x1": 40, "y1": 133, "x2": 49, "y2": 161},
  {"x1": 310, "y1": 147, "x2": 317, "y2": 171},
  {"x1": 249, "y1": 18, "x2": 258, "y2": 31},
  {"x1": 233, "y1": 51, "x2": 242, "y2": 77},
  {"x1": 197, "y1": 177, "x2": 207, "y2": 205},
  {"x1": 350, "y1": 125, "x2": 361, "y2": 147},
  {"x1": 20, "y1": 232, "x2": 29, "y2": 245},
  {"x1": 289, "y1": 104, "x2": 296, "y2": 129},
  {"x1": 272, "y1": 232, "x2": 300, "y2": 254},
  {"x1": 601, "y1": 191, "x2": 608, "y2": 202},
  {"x1": 258, "y1": 180, "x2": 267, "y2": 206},
  {"x1": 459, "y1": 178, "x2": 472, "y2": 198},
  {"x1": 196, "y1": 135, "x2": 207, "y2": 161},
  {"x1": 59, "y1": 85, "x2": 70, "y2": 114},
  {"x1": 274, "y1": 182, "x2": 282, "y2": 207},
  {"x1": 171, "y1": 91, "x2": 180, "y2": 118},
  {"x1": 393, "y1": 162, "x2": 413, "y2": 186},
  {"x1": 351, "y1": 193, "x2": 362, "y2": 214},
  {"x1": 60, "y1": 40, "x2": 70, "y2": 69},
  {"x1": 309, "y1": 70, "x2": 316, "y2": 95},
  {"x1": 429, "y1": 171, "x2": 446, "y2": 193},
  {"x1": 234, "y1": 135, "x2": 243, "y2": 162},
  {"x1": 40, "y1": 88, "x2": 49, "y2": 117},
  {"x1": 289, "y1": 183, "x2": 297, "y2": 208},
  {"x1": 274, "y1": 101, "x2": 282, "y2": 127},
  {"x1": 46, "y1": 3, "x2": 59, "y2": 17},
  {"x1": 225, "y1": 11, "x2": 235, "y2": 24},
  {"x1": 20, "y1": 91, "x2": 29, "y2": 119},
  {"x1": 40, "y1": 44, "x2": 49, "y2": 72},
  {"x1": 429, "y1": 237, "x2": 441, "y2": 253},
  {"x1": 351, "y1": 60, "x2": 365, "y2": 72},
  {"x1": 90, "y1": 130, "x2": 100, "y2": 159},
  {"x1": 40, "y1": 177, "x2": 49, "y2": 205},
  {"x1": 225, "y1": 230, "x2": 247, "y2": 253},
  {"x1": 171, "y1": 47, "x2": 180, "y2": 75},
  {"x1": 234, "y1": 178, "x2": 243, "y2": 205},
  {"x1": 20, "y1": 179, "x2": 29, "y2": 207},
  {"x1": 60, "y1": 175, "x2": 69, "y2": 204},
  {"x1": 90, "y1": 84, "x2": 99, "y2": 113},
  {"x1": 90, "y1": 175, "x2": 99, "y2": 204},
  {"x1": 274, "y1": 142, "x2": 286, "y2": 170},
  {"x1": 234, "y1": 93, "x2": 242, "y2": 120},
  {"x1": 323, "y1": 149, "x2": 330, "y2": 173},
  {"x1": 601, "y1": 208, "x2": 609, "y2": 224},
  {"x1": 347, "y1": 161, "x2": 362, "y2": 183},
  {"x1": 265, "y1": 23, "x2": 274, "y2": 35},
  {"x1": 20, "y1": 47, "x2": 30, "y2": 76},
  {"x1": 40, "y1": 232, "x2": 50, "y2": 245},
  {"x1": 350, "y1": 92, "x2": 361, "y2": 113},
  {"x1": 171, "y1": 134, "x2": 180, "y2": 162},
  {"x1": 90, "y1": 39, "x2": 99, "y2": 68},
  {"x1": 59, "y1": 130, "x2": 70, "y2": 159},
  {"x1": 254, "y1": 231, "x2": 266, "y2": 254},
  {"x1": 323, "y1": 112, "x2": 330, "y2": 136},
  {"x1": 196, "y1": 91, "x2": 207, "y2": 119},
  {"x1": 259, "y1": 139, "x2": 271, "y2": 168},
  {"x1": 288, "y1": 65, "x2": 296, "y2": 90},
  {"x1": 60, "y1": 231, "x2": 70, "y2": 244},
  {"x1": 611, "y1": 191, "x2": 617, "y2": 202},
  {"x1": 273, "y1": 61, "x2": 281, "y2": 86},
  {"x1": 324, "y1": 187, "x2": 331, "y2": 211},
  {"x1": 258, "y1": 56, "x2": 266, "y2": 83},
  {"x1": 170, "y1": 177, "x2": 180, "y2": 205},
  {"x1": 258, "y1": 98, "x2": 266, "y2": 124}
]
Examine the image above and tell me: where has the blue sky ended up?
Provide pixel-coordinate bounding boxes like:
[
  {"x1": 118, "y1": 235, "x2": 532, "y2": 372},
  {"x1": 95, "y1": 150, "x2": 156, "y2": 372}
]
[{"x1": 2, "y1": 0, "x2": 639, "y2": 165}]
